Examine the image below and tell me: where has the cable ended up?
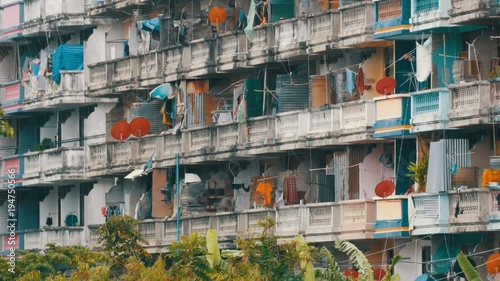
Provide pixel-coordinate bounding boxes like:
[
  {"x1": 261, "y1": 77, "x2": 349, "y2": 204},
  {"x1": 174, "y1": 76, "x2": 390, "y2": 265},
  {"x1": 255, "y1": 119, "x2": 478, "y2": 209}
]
[{"x1": 0, "y1": 134, "x2": 107, "y2": 152}]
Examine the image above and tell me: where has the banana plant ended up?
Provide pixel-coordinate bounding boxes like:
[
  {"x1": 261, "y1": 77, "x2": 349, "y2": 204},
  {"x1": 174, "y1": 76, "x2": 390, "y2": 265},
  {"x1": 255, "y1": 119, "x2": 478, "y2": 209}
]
[
  {"x1": 381, "y1": 255, "x2": 401, "y2": 281},
  {"x1": 457, "y1": 252, "x2": 482, "y2": 281},
  {"x1": 335, "y1": 240, "x2": 374, "y2": 281}
]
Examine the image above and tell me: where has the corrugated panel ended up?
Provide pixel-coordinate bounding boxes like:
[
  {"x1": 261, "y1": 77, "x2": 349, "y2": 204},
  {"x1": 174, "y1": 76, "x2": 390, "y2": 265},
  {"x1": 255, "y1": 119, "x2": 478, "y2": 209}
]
[
  {"x1": 443, "y1": 139, "x2": 470, "y2": 190},
  {"x1": 318, "y1": 172, "x2": 335, "y2": 203},
  {"x1": 333, "y1": 151, "x2": 348, "y2": 202},
  {"x1": 276, "y1": 75, "x2": 309, "y2": 113},
  {"x1": 130, "y1": 101, "x2": 164, "y2": 133},
  {"x1": 271, "y1": 0, "x2": 295, "y2": 22},
  {"x1": 245, "y1": 79, "x2": 263, "y2": 118},
  {"x1": 187, "y1": 93, "x2": 204, "y2": 128},
  {"x1": 348, "y1": 145, "x2": 364, "y2": 200}
]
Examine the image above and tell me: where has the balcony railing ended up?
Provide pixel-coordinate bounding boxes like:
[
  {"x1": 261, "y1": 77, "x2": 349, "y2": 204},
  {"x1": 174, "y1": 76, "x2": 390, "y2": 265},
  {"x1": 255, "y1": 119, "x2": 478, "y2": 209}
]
[
  {"x1": 411, "y1": 193, "x2": 449, "y2": 235},
  {"x1": 188, "y1": 39, "x2": 215, "y2": 76},
  {"x1": 24, "y1": 0, "x2": 87, "y2": 34},
  {"x1": 339, "y1": 1, "x2": 375, "y2": 46},
  {"x1": 448, "y1": 81, "x2": 491, "y2": 127},
  {"x1": 307, "y1": 12, "x2": 338, "y2": 53},
  {"x1": 112, "y1": 56, "x2": 138, "y2": 89},
  {"x1": 449, "y1": 0, "x2": 489, "y2": 24},
  {"x1": 448, "y1": 189, "x2": 490, "y2": 232},
  {"x1": 23, "y1": 147, "x2": 85, "y2": 184},
  {"x1": 339, "y1": 100, "x2": 376, "y2": 140},
  {"x1": 164, "y1": 46, "x2": 183, "y2": 82},
  {"x1": 305, "y1": 203, "x2": 340, "y2": 237},
  {"x1": 186, "y1": 127, "x2": 215, "y2": 155},
  {"x1": 410, "y1": 0, "x2": 451, "y2": 31},
  {"x1": 373, "y1": 94, "x2": 411, "y2": 138},
  {"x1": 338, "y1": 199, "x2": 375, "y2": 240},
  {"x1": 410, "y1": 88, "x2": 450, "y2": 133},
  {"x1": 88, "y1": 62, "x2": 111, "y2": 94},
  {"x1": 374, "y1": 0, "x2": 411, "y2": 38},
  {"x1": 22, "y1": 227, "x2": 85, "y2": 250},
  {"x1": 138, "y1": 51, "x2": 164, "y2": 86},
  {"x1": 305, "y1": 107, "x2": 340, "y2": 138},
  {"x1": 246, "y1": 116, "x2": 276, "y2": 149},
  {"x1": 273, "y1": 18, "x2": 307, "y2": 60},
  {"x1": 215, "y1": 123, "x2": 240, "y2": 153},
  {"x1": 247, "y1": 26, "x2": 272, "y2": 66},
  {"x1": 275, "y1": 111, "x2": 303, "y2": 144},
  {"x1": 216, "y1": 32, "x2": 247, "y2": 71}
]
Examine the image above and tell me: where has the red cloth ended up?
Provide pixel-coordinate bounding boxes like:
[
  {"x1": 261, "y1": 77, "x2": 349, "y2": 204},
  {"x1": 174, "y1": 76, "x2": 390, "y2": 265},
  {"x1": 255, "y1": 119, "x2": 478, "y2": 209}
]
[
  {"x1": 356, "y1": 66, "x2": 364, "y2": 95},
  {"x1": 283, "y1": 176, "x2": 298, "y2": 205}
]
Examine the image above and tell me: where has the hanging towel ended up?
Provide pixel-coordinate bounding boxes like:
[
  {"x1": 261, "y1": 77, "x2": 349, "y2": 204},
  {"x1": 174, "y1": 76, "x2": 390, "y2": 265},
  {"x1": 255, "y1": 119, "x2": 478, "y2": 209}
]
[
  {"x1": 283, "y1": 175, "x2": 298, "y2": 205},
  {"x1": 416, "y1": 37, "x2": 432, "y2": 82},
  {"x1": 345, "y1": 69, "x2": 355, "y2": 95},
  {"x1": 244, "y1": 1, "x2": 258, "y2": 40},
  {"x1": 356, "y1": 65, "x2": 365, "y2": 95},
  {"x1": 256, "y1": 180, "x2": 273, "y2": 207}
]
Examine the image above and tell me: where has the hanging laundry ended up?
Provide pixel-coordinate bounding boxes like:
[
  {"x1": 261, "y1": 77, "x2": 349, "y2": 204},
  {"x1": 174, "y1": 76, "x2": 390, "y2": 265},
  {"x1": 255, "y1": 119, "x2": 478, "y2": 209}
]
[
  {"x1": 345, "y1": 69, "x2": 355, "y2": 95},
  {"x1": 416, "y1": 37, "x2": 432, "y2": 82},
  {"x1": 215, "y1": 111, "x2": 233, "y2": 123},
  {"x1": 356, "y1": 65, "x2": 365, "y2": 95},
  {"x1": 256, "y1": 180, "x2": 273, "y2": 207},
  {"x1": 283, "y1": 175, "x2": 298, "y2": 205},
  {"x1": 238, "y1": 9, "x2": 247, "y2": 30}
]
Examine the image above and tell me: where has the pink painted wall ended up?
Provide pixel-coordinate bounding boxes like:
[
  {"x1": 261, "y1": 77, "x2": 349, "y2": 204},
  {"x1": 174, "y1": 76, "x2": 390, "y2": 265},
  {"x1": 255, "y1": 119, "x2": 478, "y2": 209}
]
[
  {"x1": 3, "y1": 5, "x2": 20, "y2": 30},
  {"x1": 4, "y1": 158, "x2": 19, "y2": 174},
  {"x1": 4, "y1": 83, "x2": 20, "y2": 101}
]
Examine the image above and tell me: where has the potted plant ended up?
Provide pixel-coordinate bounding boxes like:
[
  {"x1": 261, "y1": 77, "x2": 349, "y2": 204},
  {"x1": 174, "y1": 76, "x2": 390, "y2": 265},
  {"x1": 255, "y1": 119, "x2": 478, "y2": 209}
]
[
  {"x1": 35, "y1": 137, "x2": 54, "y2": 151},
  {"x1": 407, "y1": 153, "x2": 428, "y2": 193}
]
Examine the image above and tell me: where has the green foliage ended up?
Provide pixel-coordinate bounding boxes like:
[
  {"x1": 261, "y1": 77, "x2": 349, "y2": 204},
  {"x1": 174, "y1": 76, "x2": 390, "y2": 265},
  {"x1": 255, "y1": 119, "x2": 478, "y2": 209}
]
[
  {"x1": 335, "y1": 240, "x2": 374, "y2": 281},
  {"x1": 381, "y1": 255, "x2": 401, "y2": 281},
  {"x1": 35, "y1": 137, "x2": 55, "y2": 151},
  {"x1": 0, "y1": 109, "x2": 14, "y2": 138},
  {"x1": 407, "y1": 153, "x2": 429, "y2": 187},
  {"x1": 96, "y1": 215, "x2": 151, "y2": 267},
  {"x1": 167, "y1": 232, "x2": 214, "y2": 281},
  {"x1": 315, "y1": 247, "x2": 349, "y2": 281},
  {"x1": 457, "y1": 252, "x2": 482, "y2": 281}
]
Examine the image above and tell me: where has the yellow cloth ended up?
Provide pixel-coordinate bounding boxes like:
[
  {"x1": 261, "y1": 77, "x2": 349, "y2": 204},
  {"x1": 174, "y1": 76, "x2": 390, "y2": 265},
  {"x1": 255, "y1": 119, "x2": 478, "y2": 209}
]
[
  {"x1": 482, "y1": 169, "x2": 500, "y2": 187},
  {"x1": 256, "y1": 180, "x2": 273, "y2": 207},
  {"x1": 161, "y1": 108, "x2": 172, "y2": 126}
]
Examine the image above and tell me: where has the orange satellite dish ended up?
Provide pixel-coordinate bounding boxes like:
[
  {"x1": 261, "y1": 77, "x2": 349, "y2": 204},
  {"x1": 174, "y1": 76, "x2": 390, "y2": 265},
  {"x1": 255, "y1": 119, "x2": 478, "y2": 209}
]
[
  {"x1": 373, "y1": 268, "x2": 386, "y2": 281},
  {"x1": 376, "y1": 77, "x2": 396, "y2": 96},
  {"x1": 208, "y1": 6, "x2": 227, "y2": 25},
  {"x1": 130, "y1": 117, "x2": 151, "y2": 138},
  {"x1": 486, "y1": 253, "x2": 500, "y2": 275},
  {"x1": 375, "y1": 180, "x2": 395, "y2": 198},
  {"x1": 111, "y1": 121, "x2": 131, "y2": 141}
]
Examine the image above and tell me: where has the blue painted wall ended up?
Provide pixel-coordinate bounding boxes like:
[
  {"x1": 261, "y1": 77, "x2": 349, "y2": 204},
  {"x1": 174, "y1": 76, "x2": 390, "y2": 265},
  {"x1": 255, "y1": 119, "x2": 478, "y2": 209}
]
[
  {"x1": 431, "y1": 233, "x2": 485, "y2": 274},
  {"x1": 18, "y1": 190, "x2": 39, "y2": 230},
  {"x1": 395, "y1": 138, "x2": 416, "y2": 194},
  {"x1": 19, "y1": 119, "x2": 37, "y2": 154}
]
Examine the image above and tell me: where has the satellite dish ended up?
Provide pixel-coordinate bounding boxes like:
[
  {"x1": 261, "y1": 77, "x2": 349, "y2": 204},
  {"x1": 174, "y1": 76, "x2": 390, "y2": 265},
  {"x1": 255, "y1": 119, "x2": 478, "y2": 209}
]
[
  {"x1": 375, "y1": 180, "x2": 395, "y2": 198},
  {"x1": 374, "y1": 268, "x2": 386, "y2": 281},
  {"x1": 343, "y1": 269, "x2": 359, "y2": 278},
  {"x1": 130, "y1": 117, "x2": 151, "y2": 138},
  {"x1": 208, "y1": 6, "x2": 227, "y2": 25},
  {"x1": 486, "y1": 253, "x2": 500, "y2": 275},
  {"x1": 111, "y1": 121, "x2": 131, "y2": 141},
  {"x1": 376, "y1": 77, "x2": 397, "y2": 95}
]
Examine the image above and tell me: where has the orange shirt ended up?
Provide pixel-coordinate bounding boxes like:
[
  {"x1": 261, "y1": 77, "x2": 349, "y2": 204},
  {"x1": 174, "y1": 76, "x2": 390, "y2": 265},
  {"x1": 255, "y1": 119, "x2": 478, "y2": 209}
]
[{"x1": 256, "y1": 180, "x2": 273, "y2": 207}]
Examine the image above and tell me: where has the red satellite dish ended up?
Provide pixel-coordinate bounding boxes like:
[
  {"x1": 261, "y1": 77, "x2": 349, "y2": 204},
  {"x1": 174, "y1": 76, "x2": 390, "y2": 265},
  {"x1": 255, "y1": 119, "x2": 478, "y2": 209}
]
[
  {"x1": 343, "y1": 269, "x2": 359, "y2": 278},
  {"x1": 111, "y1": 121, "x2": 131, "y2": 141},
  {"x1": 130, "y1": 117, "x2": 151, "y2": 138},
  {"x1": 374, "y1": 268, "x2": 387, "y2": 281},
  {"x1": 375, "y1": 180, "x2": 395, "y2": 198},
  {"x1": 376, "y1": 77, "x2": 396, "y2": 96}
]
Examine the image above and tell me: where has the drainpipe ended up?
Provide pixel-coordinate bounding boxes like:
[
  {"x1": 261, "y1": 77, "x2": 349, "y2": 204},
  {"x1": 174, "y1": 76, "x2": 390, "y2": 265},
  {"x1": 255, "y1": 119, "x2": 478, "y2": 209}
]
[{"x1": 176, "y1": 153, "x2": 180, "y2": 241}]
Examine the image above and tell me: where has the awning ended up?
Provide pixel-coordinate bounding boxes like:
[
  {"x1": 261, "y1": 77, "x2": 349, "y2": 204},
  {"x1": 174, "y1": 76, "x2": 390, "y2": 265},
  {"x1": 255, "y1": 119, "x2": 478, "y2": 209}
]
[
  {"x1": 140, "y1": 18, "x2": 160, "y2": 33},
  {"x1": 149, "y1": 83, "x2": 174, "y2": 100},
  {"x1": 125, "y1": 168, "x2": 152, "y2": 180}
]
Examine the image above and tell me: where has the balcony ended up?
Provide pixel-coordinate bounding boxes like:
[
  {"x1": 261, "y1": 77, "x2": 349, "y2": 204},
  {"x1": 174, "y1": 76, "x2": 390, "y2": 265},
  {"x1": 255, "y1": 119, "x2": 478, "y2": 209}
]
[
  {"x1": 186, "y1": 126, "x2": 215, "y2": 161},
  {"x1": 273, "y1": 18, "x2": 307, "y2": 61},
  {"x1": 339, "y1": 100, "x2": 376, "y2": 143},
  {"x1": 449, "y1": 0, "x2": 489, "y2": 24},
  {"x1": 373, "y1": 94, "x2": 412, "y2": 138},
  {"x1": 87, "y1": 62, "x2": 111, "y2": 96},
  {"x1": 303, "y1": 106, "x2": 341, "y2": 146},
  {"x1": 410, "y1": 88, "x2": 450, "y2": 133},
  {"x1": 214, "y1": 123, "x2": 240, "y2": 157},
  {"x1": 23, "y1": 71, "x2": 113, "y2": 111},
  {"x1": 88, "y1": 0, "x2": 153, "y2": 17},
  {"x1": 247, "y1": 26, "x2": 273, "y2": 66},
  {"x1": 411, "y1": 192, "x2": 449, "y2": 235},
  {"x1": 23, "y1": 0, "x2": 91, "y2": 36},
  {"x1": 23, "y1": 147, "x2": 86, "y2": 185},
  {"x1": 245, "y1": 116, "x2": 276, "y2": 154},
  {"x1": 339, "y1": 1, "x2": 375, "y2": 47},
  {"x1": 373, "y1": 0, "x2": 412, "y2": 40},
  {"x1": 23, "y1": 227, "x2": 85, "y2": 250},
  {"x1": 187, "y1": 39, "x2": 216, "y2": 78},
  {"x1": 216, "y1": 32, "x2": 247, "y2": 72},
  {"x1": 373, "y1": 196, "x2": 410, "y2": 238},
  {"x1": 338, "y1": 199, "x2": 375, "y2": 240},
  {"x1": 307, "y1": 11, "x2": 339, "y2": 54},
  {"x1": 448, "y1": 81, "x2": 491, "y2": 128},
  {"x1": 0, "y1": 1, "x2": 24, "y2": 39},
  {"x1": 410, "y1": 0, "x2": 453, "y2": 32},
  {"x1": 448, "y1": 189, "x2": 490, "y2": 233},
  {"x1": 111, "y1": 56, "x2": 138, "y2": 91},
  {"x1": 275, "y1": 111, "x2": 304, "y2": 149},
  {"x1": 163, "y1": 46, "x2": 184, "y2": 82},
  {"x1": 305, "y1": 203, "x2": 340, "y2": 242},
  {"x1": 138, "y1": 51, "x2": 164, "y2": 87}
]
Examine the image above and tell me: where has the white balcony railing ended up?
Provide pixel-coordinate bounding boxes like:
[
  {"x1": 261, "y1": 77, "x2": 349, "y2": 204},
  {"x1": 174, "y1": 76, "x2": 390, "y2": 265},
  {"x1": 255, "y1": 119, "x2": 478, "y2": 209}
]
[
  {"x1": 138, "y1": 51, "x2": 163, "y2": 83},
  {"x1": 339, "y1": 2, "x2": 374, "y2": 43},
  {"x1": 340, "y1": 100, "x2": 376, "y2": 131},
  {"x1": 215, "y1": 123, "x2": 240, "y2": 152},
  {"x1": 308, "y1": 12, "x2": 337, "y2": 52},
  {"x1": 448, "y1": 81, "x2": 491, "y2": 127},
  {"x1": 23, "y1": 147, "x2": 85, "y2": 182}
]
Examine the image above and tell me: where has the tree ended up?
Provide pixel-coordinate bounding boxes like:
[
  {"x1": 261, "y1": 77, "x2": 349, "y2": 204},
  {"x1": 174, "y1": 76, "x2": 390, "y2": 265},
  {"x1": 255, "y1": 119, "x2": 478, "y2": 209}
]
[
  {"x1": 96, "y1": 215, "x2": 151, "y2": 268},
  {"x1": 0, "y1": 108, "x2": 14, "y2": 138}
]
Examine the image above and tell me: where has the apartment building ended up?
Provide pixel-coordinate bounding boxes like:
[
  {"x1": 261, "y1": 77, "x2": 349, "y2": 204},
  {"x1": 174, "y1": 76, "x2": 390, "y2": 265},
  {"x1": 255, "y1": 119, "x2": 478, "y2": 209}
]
[{"x1": 1, "y1": 0, "x2": 500, "y2": 279}]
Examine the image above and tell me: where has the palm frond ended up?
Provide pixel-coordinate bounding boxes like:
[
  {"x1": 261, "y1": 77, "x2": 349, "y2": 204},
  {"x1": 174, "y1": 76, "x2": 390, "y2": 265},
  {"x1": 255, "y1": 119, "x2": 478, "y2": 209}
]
[
  {"x1": 335, "y1": 240, "x2": 374, "y2": 281},
  {"x1": 314, "y1": 247, "x2": 349, "y2": 281}
]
